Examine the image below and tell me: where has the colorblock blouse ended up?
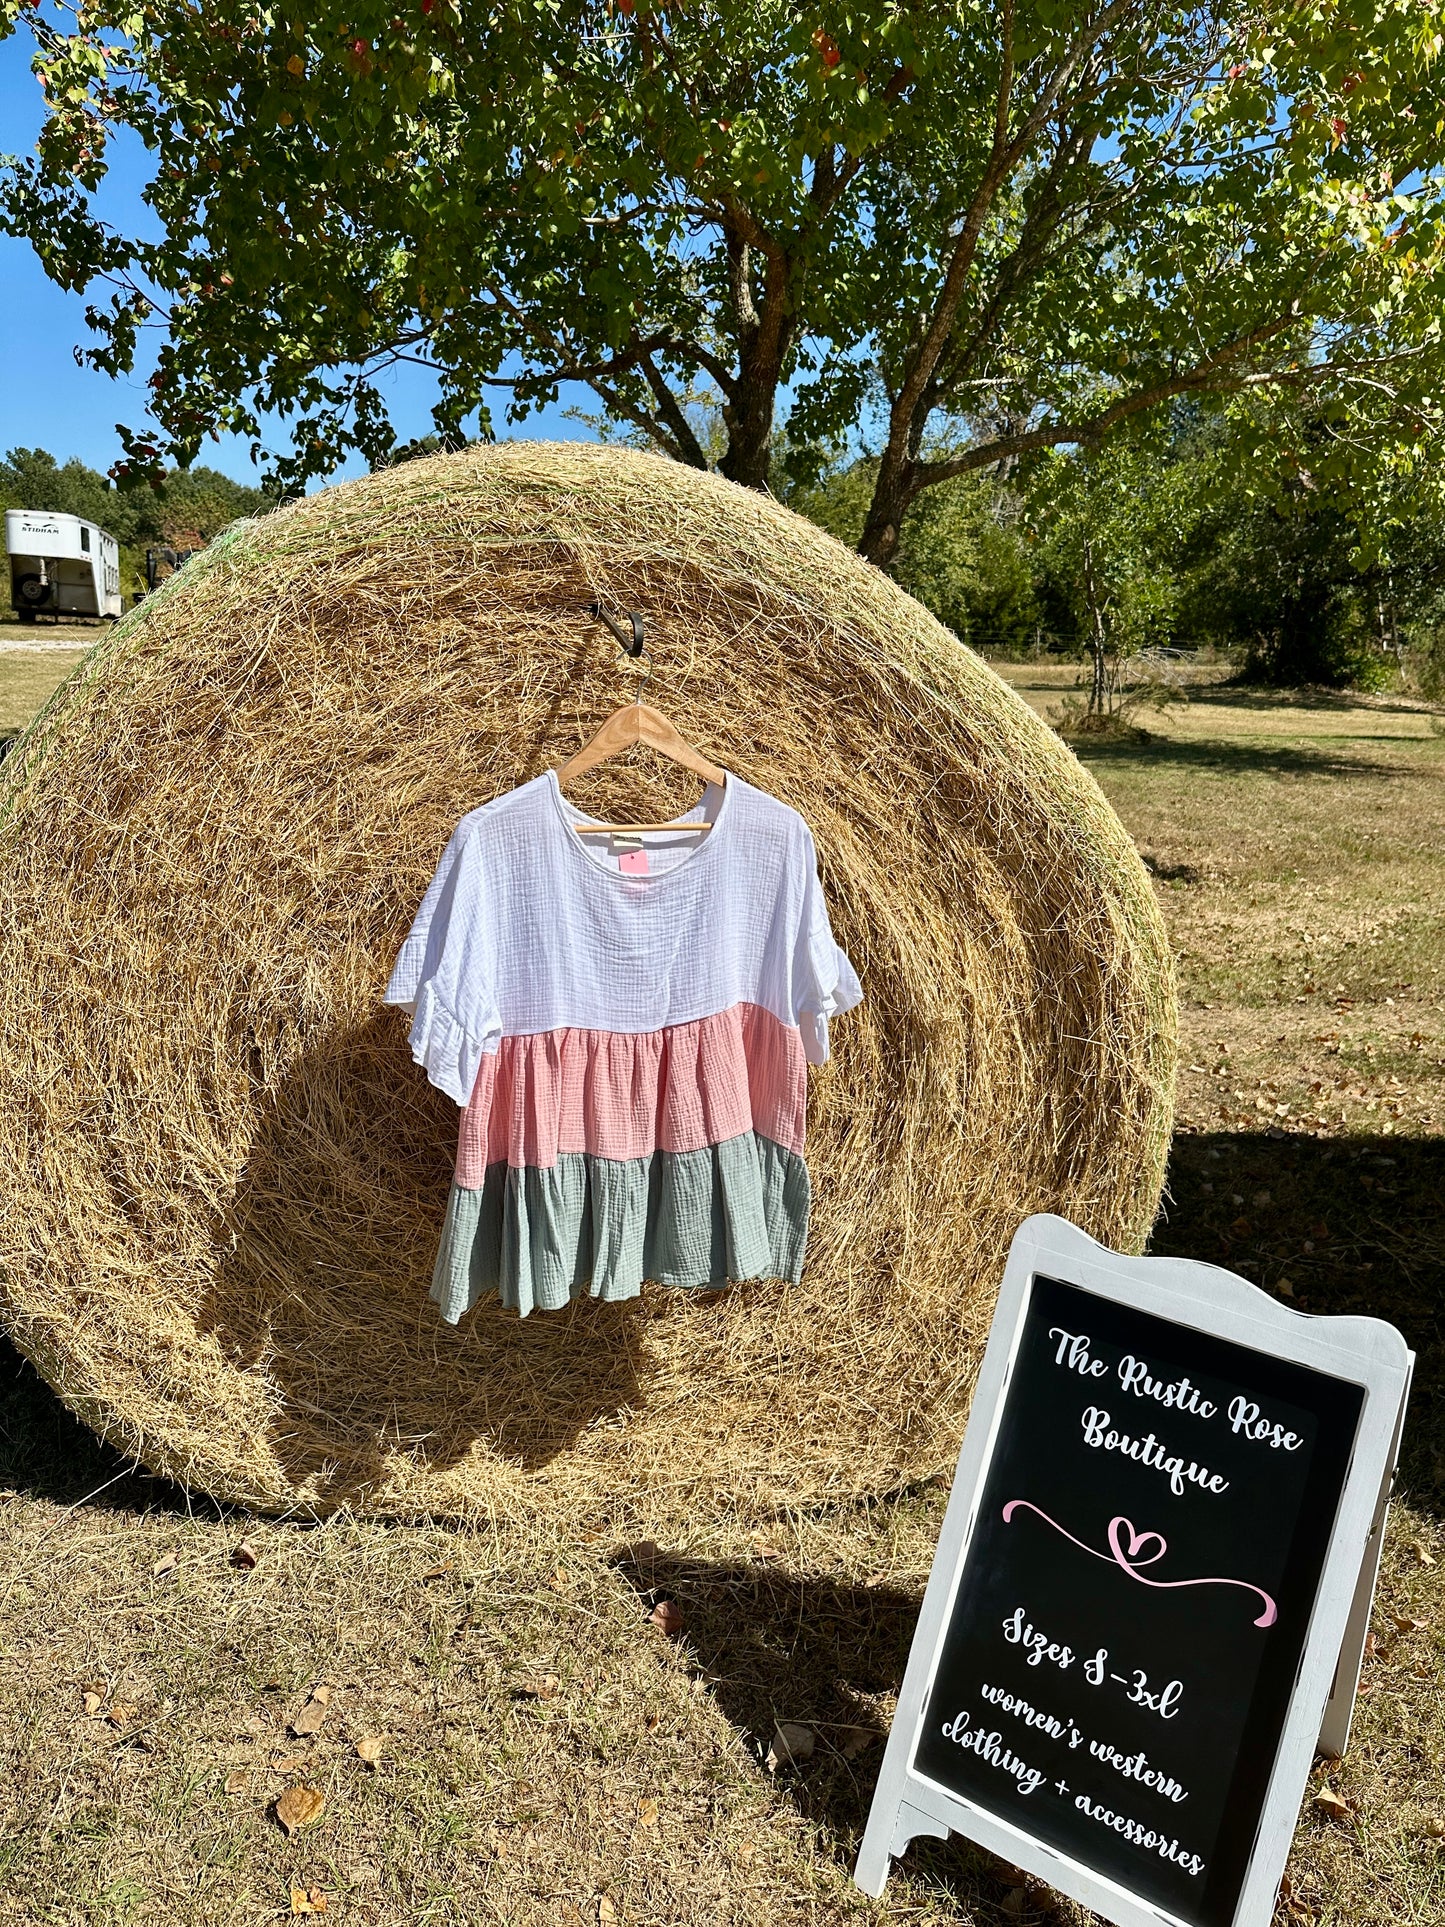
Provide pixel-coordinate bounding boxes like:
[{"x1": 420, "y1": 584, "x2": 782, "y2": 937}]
[{"x1": 385, "y1": 769, "x2": 862, "y2": 1320}]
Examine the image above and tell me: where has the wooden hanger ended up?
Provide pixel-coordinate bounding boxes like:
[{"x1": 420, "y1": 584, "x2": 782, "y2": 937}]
[{"x1": 555, "y1": 610, "x2": 726, "y2": 835}]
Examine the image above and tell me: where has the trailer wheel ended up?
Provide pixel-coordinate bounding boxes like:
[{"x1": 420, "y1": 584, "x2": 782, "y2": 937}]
[{"x1": 15, "y1": 574, "x2": 51, "y2": 609}]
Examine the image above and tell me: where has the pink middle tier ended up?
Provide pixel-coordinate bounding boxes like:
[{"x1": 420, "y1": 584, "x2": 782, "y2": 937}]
[{"x1": 454, "y1": 1000, "x2": 809, "y2": 1182}]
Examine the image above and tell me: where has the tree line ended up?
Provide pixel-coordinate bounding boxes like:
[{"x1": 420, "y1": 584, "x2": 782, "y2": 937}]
[
  {"x1": 5, "y1": 0, "x2": 1443, "y2": 582},
  {"x1": 788, "y1": 405, "x2": 1445, "y2": 703},
  {"x1": 8, "y1": 425, "x2": 1442, "y2": 699},
  {"x1": 0, "y1": 448, "x2": 265, "y2": 602}
]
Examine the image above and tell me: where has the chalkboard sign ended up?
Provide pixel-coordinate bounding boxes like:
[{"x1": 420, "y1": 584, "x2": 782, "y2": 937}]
[{"x1": 857, "y1": 1217, "x2": 1412, "y2": 1927}]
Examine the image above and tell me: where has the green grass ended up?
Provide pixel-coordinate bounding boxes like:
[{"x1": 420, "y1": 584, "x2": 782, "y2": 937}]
[{"x1": 0, "y1": 657, "x2": 1441, "y2": 1926}]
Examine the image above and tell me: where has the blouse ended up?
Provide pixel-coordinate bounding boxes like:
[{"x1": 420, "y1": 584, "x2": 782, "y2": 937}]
[{"x1": 385, "y1": 769, "x2": 861, "y2": 1320}]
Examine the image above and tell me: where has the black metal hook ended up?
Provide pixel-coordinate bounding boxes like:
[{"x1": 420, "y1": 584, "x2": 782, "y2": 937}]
[{"x1": 589, "y1": 600, "x2": 645, "y2": 659}]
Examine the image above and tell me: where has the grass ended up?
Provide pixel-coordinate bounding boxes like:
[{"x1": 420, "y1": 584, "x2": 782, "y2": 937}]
[
  {"x1": 0, "y1": 656, "x2": 1441, "y2": 1926},
  {"x1": 0, "y1": 645, "x2": 90, "y2": 743}
]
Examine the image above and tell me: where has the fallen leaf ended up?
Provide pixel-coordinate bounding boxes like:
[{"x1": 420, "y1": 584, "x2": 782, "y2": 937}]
[
  {"x1": 289, "y1": 1687, "x2": 332, "y2": 1737},
  {"x1": 224, "y1": 1769, "x2": 249, "y2": 1795},
  {"x1": 82, "y1": 1689, "x2": 106, "y2": 1718},
  {"x1": 549, "y1": 1566, "x2": 569, "y2": 1593},
  {"x1": 643, "y1": 1711, "x2": 661, "y2": 1736},
  {"x1": 638, "y1": 1796, "x2": 659, "y2": 1828},
  {"x1": 1314, "y1": 1787, "x2": 1351, "y2": 1819},
  {"x1": 275, "y1": 1784, "x2": 326, "y2": 1834},
  {"x1": 1412, "y1": 1541, "x2": 1436, "y2": 1568},
  {"x1": 838, "y1": 1724, "x2": 878, "y2": 1759},
  {"x1": 648, "y1": 1598, "x2": 685, "y2": 1638},
  {"x1": 597, "y1": 1900, "x2": 616, "y2": 1924},
  {"x1": 1395, "y1": 1614, "x2": 1428, "y2": 1632},
  {"x1": 273, "y1": 1754, "x2": 307, "y2": 1773},
  {"x1": 152, "y1": 1551, "x2": 178, "y2": 1578},
  {"x1": 290, "y1": 1888, "x2": 327, "y2": 1915},
  {"x1": 355, "y1": 1737, "x2": 384, "y2": 1768},
  {"x1": 232, "y1": 1540, "x2": 259, "y2": 1570},
  {"x1": 1277, "y1": 1278, "x2": 1296, "y2": 1300},
  {"x1": 421, "y1": 1561, "x2": 452, "y2": 1580},
  {"x1": 105, "y1": 1701, "x2": 139, "y2": 1731},
  {"x1": 517, "y1": 1675, "x2": 560, "y2": 1701},
  {"x1": 767, "y1": 1721, "x2": 816, "y2": 1771},
  {"x1": 1422, "y1": 1818, "x2": 1445, "y2": 1839}
]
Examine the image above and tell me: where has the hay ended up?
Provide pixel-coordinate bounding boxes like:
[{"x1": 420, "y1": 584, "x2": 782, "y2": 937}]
[{"x1": 0, "y1": 442, "x2": 1176, "y2": 1526}]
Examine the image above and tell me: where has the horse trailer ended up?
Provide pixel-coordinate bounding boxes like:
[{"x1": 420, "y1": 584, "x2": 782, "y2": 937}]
[{"x1": 6, "y1": 508, "x2": 123, "y2": 622}]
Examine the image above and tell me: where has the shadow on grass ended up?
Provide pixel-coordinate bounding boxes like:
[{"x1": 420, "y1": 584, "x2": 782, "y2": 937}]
[
  {"x1": 1071, "y1": 735, "x2": 1408, "y2": 780},
  {"x1": 1186, "y1": 684, "x2": 1439, "y2": 722},
  {"x1": 1153, "y1": 1128, "x2": 1445, "y2": 1506},
  {"x1": 611, "y1": 1543, "x2": 1059, "y2": 1921}
]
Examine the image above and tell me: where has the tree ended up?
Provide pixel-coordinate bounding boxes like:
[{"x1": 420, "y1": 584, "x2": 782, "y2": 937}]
[
  {"x1": 0, "y1": 446, "x2": 265, "y2": 594},
  {"x1": 4, "y1": 0, "x2": 1444, "y2": 568},
  {"x1": 791, "y1": 456, "x2": 1040, "y2": 651},
  {"x1": 1185, "y1": 451, "x2": 1445, "y2": 689},
  {"x1": 1028, "y1": 441, "x2": 1189, "y2": 722},
  {"x1": 0, "y1": 447, "x2": 134, "y2": 539}
]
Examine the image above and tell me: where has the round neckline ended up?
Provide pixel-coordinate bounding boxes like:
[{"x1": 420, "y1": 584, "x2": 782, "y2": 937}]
[{"x1": 545, "y1": 767, "x2": 734, "y2": 882}]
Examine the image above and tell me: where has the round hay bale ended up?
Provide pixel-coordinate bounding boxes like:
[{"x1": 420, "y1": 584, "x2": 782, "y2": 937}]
[{"x1": 0, "y1": 442, "x2": 1175, "y2": 1525}]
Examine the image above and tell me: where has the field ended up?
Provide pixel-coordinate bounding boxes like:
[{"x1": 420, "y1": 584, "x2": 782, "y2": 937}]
[{"x1": 0, "y1": 649, "x2": 1441, "y2": 1926}]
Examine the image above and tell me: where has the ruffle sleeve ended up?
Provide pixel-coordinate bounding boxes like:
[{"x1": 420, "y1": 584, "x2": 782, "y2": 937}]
[
  {"x1": 384, "y1": 822, "x2": 501, "y2": 1106},
  {"x1": 793, "y1": 830, "x2": 863, "y2": 1066}
]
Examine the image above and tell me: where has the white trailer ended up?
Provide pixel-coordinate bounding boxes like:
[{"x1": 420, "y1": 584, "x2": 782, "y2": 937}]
[{"x1": 6, "y1": 508, "x2": 123, "y2": 622}]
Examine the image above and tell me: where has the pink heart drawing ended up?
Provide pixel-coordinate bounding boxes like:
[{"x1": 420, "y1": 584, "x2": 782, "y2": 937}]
[
  {"x1": 1108, "y1": 1516, "x2": 1168, "y2": 1570},
  {"x1": 1001, "y1": 1499, "x2": 1279, "y2": 1627}
]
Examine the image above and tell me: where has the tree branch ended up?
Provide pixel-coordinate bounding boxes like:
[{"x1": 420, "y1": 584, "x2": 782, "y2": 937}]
[
  {"x1": 890, "y1": 0, "x2": 1142, "y2": 450},
  {"x1": 913, "y1": 314, "x2": 1309, "y2": 491},
  {"x1": 637, "y1": 351, "x2": 711, "y2": 468}
]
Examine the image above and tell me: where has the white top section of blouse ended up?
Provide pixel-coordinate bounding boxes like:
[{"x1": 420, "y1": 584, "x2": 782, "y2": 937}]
[{"x1": 384, "y1": 770, "x2": 863, "y2": 1107}]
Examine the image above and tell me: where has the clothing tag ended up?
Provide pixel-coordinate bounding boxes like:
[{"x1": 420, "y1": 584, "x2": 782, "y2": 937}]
[
  {"x1": 610, "y1": 835, "x2": 645, "y2": 853},
  {"x1": 619, "y1": 849, "x2": 651, "y2": 875}
]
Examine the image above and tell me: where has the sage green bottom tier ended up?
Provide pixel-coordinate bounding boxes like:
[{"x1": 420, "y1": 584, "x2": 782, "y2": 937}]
[{"x1": 430, "y1": 1131, "x2": 811, "y2": 1321}]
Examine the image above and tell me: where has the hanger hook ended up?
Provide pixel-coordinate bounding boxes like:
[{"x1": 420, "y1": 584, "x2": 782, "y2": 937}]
[
  {"x1": 632, "y1": 646, "x2": 653, "y2": 706},
  {"x1": 588, "y1": 599, "x2": 650, "y2": 707},
  {"x1": 588, "y1": 600, "x2": 645, "y2": 658}
]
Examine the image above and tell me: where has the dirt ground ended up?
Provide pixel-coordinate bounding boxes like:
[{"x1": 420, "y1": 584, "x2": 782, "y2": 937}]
[{"x1": 0, "y1": 651, "x2": 1441, "y2": 1926}]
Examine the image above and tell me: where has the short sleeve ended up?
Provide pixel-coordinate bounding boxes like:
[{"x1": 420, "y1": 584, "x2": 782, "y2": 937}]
[
  {"x1": 794, "y1": 832, "x2": 862, "y2": 1067},
  {"x1": 384, "y1": 822, "x2": 501, "y2": 1106}
]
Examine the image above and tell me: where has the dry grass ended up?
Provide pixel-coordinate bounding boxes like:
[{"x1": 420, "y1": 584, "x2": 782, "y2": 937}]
[
  {"x1": 0, "y1": 655, "x2": 1439, "y2": 1926},
  {"x1": 0, "y1": 646, "x2": 89, "y2": 742},
  {"x1": 0, "y1": 444, "x2": 1174, "y2": 1526}
]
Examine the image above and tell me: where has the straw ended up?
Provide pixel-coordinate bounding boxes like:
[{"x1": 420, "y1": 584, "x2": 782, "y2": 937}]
[{"x1": 0, "y1": 442, "x2": 1176, "y2": 1527}]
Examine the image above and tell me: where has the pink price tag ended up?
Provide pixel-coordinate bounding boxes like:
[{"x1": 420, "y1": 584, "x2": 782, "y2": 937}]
[{"x1": 619, "y1": 849, "x2": 650, "y2": 875}]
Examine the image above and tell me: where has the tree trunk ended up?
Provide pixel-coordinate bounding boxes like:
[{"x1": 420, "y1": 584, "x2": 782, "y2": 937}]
[
  {"x1": 1083, "y1": 539, "x2": 1109, "y2": 718},
  {"x1": 716, "y1": 222, "x2": 793, "y2": 492},
  {"x1": 718, "y1": 365, "x2": 778, "y2": 491},
  {"x1": 857, "y1": 450, "x2": 915, "y2": 568}
]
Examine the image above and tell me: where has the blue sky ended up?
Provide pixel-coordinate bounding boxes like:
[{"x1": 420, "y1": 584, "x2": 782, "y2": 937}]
[{"x1": 0, "y1": 30, "x2": 587, "y2": 487}]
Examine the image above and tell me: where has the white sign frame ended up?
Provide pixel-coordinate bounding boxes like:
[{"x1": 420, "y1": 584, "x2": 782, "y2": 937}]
[{"x1": 855, "y1": 1214, "x2": 1413, "y2": 1927}]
